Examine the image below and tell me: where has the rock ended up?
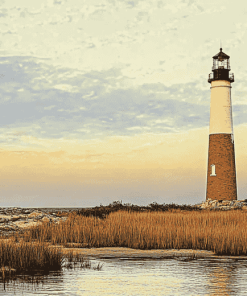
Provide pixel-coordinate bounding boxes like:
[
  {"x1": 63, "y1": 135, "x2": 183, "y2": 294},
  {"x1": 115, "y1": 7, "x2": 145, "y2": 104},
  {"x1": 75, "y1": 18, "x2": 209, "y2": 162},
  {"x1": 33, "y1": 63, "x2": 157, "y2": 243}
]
[
  {"x1": 213, "y1": 206, "x2": 222, "y2": 210},
  {"x1": 222, "y1": 200, "x2": 231, "y2": 205},
  {"x1": 0, "y1": 214, "x2": 11, "y2": 219},
  {"x1": 41, "y1": 217, "x2": 50, "y2": 223},
  {"x1": 235, "y1": 202, "x2": 243, "y2": 208},
  {"x1": 10, "y1": 215, "x2": 20, "y2": 222},
  {"x1": 23, "y1": 210, "x2": 31, "y2": 214},
  {"x1": 0, "y1": 225, "x2": 15, "y2": 231},
  {"x1": 196, "y1": 199, "x2": 247, "y2": 211},
  {"x1": 28, "y1": 212, "x2": 44, "y2": 219},
  {"x1": 211, "y1": 202, "x2": 219, "y2": 208},
  {"x1": 220, "y1": 206, "x2": 231, "y2": 210},
  {"x1": 13, "y1": 220, "x2": 41, "y2": 228},
  {"x1": 61, "y1": 217, "x2": 68, "y2": 221},
  {"x1": 50, "y1": 216, "x2": 62, "y2": 223}
]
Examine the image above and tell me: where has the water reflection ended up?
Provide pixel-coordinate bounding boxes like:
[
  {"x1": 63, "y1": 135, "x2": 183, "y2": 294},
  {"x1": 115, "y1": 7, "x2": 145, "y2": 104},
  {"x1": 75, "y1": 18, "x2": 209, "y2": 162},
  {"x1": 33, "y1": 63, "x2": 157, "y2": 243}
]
[
  {"x1": 1, "y1": 271, "x2": 64, "y2": 295},
  {"x1": 210, "y1": 265, "x2": 235, "y2": 295},
  {"x1": 200, "y1": 258, "x2": 247, "y2": 295},
  {"x1": 1, "y1": 257, "x2": 247, "y2": 295}
]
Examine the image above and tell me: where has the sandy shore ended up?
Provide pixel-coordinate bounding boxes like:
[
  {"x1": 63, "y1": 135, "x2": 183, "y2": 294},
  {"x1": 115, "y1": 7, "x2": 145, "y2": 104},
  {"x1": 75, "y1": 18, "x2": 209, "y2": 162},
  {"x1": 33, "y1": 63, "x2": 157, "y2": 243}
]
[
  {"x1": 3, "y1": 237, "x2": 247, "y2": 260},
  {"x1": 57, "y1": 247, "x2": 247, "y2": 260}
]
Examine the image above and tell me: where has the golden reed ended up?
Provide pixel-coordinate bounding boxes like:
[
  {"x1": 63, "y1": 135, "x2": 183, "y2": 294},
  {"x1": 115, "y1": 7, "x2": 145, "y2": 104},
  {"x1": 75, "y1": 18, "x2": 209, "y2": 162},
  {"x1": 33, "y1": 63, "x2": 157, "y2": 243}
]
[
  {"x1": 26, "y1": 209, "x2": 247, "y2": 256},
  {"x1": 0, "y1": 240, "x2": 62, "y2": 275}
]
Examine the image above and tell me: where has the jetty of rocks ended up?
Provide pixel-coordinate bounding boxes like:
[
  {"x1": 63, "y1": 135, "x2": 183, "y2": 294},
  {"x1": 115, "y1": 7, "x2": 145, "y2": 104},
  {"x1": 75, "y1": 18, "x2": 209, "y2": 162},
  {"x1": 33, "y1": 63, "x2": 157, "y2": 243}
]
[
  {"x1": 0, "y1": 207, "x2": 72, "y2": 237},
  {"x1": 195, "y1": 199, "x2": 247, "y2": 210}
]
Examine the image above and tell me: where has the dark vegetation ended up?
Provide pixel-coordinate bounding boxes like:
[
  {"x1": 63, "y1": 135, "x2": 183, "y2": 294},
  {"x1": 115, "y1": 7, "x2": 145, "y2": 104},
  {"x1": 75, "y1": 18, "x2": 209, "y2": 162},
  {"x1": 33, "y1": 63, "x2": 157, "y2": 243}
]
[{"x1": 76, "y1": 200, "x2": 200, "y2": 219}]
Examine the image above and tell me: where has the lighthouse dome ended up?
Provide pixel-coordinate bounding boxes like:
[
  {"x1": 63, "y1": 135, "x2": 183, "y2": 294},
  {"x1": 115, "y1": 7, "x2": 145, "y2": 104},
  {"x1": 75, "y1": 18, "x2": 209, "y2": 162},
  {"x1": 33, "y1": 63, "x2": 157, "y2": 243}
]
[
  {"x1": 208, "y1": 48, "x2": 234, "y2": 83},
  {"x1": 213, "y1": 48, "x2": 230, "y2": 60}
]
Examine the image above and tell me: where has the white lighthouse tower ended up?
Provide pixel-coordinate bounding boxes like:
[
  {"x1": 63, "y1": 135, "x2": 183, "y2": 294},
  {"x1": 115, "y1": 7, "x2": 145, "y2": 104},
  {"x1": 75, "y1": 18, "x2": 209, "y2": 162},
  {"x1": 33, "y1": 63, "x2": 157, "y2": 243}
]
[{"x1": 206, "y1": 48, "x2": 237, "y2": 201}]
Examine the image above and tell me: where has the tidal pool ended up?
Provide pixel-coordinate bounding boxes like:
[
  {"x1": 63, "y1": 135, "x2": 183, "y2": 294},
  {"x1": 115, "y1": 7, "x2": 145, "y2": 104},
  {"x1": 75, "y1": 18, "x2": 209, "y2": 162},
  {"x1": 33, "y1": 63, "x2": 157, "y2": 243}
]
[{"x1": 1, "y1": 255, "x2": 247, "y2": 295}]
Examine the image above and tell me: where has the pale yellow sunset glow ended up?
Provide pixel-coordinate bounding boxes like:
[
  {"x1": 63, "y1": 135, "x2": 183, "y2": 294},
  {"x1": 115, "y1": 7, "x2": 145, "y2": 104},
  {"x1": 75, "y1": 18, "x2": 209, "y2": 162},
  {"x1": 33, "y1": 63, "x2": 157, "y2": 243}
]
[{"x1": 0, "y1": 124, "x2": 246, "y2": 206}]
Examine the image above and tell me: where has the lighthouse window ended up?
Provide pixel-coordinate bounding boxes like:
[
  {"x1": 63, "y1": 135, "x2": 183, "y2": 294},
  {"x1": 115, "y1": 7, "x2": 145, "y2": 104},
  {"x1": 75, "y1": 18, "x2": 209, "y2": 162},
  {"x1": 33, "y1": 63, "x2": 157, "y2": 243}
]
[{"x1": 210, "y1": 164, "x2": 216, "y2": 176}]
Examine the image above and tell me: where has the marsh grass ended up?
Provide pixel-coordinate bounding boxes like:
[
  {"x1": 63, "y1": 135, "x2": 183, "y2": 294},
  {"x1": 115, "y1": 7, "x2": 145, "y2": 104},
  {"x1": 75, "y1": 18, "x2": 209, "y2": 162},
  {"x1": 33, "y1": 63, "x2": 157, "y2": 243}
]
[
  {"x1": 24, "y1": 209, "x2": 247, "y2": 256},
  {"x1": 63, "y1": 251, "x2": 94, "y2": 269},
  {"x1": 0, "y1": 240, "x2": 62, "y2": 281},
  {"x1": 64, "y1": 252, "x2": 103, "y2": 270},
  {"x1": 0, "y1": 242, "x2": 100, "y2": 285},
  {"x1": 76, "y1": 201, "x2": 199, "y2": 219}
]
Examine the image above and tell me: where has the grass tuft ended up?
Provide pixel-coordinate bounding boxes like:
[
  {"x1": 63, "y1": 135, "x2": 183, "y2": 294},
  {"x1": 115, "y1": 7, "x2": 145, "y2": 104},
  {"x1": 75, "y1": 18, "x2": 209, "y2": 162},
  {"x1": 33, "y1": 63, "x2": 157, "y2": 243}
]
[{"x1": 0, "y1": 240, "x2": 62, "y2": 277}]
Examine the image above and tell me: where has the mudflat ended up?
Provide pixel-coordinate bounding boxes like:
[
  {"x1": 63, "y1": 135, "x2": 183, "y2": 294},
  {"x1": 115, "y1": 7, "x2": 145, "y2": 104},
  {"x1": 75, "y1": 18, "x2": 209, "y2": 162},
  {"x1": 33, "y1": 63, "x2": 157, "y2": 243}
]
[{"x1": 58, "y1": 246, "x2": 247, "y2": 260}]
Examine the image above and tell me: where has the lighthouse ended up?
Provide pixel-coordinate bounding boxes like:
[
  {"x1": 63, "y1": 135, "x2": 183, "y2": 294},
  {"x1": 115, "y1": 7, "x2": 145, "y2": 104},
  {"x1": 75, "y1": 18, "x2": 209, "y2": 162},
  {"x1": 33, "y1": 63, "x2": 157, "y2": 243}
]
[{"x1": 206, "y1": 48, "x2": 237, "y2": 201}]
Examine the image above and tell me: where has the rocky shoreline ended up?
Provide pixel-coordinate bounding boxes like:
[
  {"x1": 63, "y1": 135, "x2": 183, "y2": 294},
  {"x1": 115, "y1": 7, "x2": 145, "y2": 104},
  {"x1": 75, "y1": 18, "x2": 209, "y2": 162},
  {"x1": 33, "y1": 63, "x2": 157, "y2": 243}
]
[
  {"x1": 196, "y1": 199, "x2": 247, "y2": 210},
  {"x1": 0, "y1": 207, "x2": 70, "y2": 237}
]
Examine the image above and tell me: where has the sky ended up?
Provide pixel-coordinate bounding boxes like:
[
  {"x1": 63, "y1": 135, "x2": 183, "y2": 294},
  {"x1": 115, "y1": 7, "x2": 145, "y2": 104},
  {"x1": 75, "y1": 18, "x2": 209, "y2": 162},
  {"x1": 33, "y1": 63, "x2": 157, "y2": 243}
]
[{"x1": 0, "y1": 0, "x2": 247, "y2": 207}]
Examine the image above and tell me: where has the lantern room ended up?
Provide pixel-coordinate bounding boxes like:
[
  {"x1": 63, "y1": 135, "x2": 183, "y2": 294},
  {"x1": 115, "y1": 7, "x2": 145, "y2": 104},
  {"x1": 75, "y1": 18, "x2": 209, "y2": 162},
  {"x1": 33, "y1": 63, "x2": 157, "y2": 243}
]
[{"x1": 208, "y1": 48, "x2": 234, "y2": 83}]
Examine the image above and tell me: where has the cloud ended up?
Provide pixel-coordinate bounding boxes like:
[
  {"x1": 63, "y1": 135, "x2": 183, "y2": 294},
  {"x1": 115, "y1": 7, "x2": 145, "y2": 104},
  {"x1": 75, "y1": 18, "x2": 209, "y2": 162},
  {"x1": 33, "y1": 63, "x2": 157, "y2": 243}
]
[
  {"x1": 54, "y1": 84, "x2": 79, "y2": 92},
  {"x1": 44, "y1": 105, "x2": 56, "y2": 110},
  {"x1": 0, "y1": 55, "x2": 246, "y2": 150},
  {"x1": 0, "y1": 8, "x2": 7, "y2": 17}
]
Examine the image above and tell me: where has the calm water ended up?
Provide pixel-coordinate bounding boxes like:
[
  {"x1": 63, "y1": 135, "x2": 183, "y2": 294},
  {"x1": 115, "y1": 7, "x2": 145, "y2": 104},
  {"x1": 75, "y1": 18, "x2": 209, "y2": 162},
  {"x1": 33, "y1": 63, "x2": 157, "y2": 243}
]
[{"x1": 1, "y1": 256, "x2": 247, "y2": 295}]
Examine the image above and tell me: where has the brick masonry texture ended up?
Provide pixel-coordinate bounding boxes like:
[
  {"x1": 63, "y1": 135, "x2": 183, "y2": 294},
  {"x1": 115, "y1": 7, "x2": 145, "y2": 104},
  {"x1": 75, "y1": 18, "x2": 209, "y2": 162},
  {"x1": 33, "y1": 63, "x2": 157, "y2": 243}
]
[{"x1": 206, "y1": 134, "x2": 237, "y2": 201}]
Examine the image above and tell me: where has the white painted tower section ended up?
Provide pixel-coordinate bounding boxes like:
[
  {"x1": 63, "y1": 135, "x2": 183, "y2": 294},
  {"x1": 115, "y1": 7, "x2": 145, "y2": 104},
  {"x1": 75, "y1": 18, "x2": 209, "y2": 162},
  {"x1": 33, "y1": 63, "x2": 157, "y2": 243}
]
[{"x1": 209, "y1": 80, "x2": 233, "y2": 135}]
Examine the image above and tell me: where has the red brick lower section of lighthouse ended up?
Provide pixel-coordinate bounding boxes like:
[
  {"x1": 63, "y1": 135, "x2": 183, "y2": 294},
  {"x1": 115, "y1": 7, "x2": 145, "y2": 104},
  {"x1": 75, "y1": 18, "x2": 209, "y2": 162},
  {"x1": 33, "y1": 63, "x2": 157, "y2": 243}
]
[{"x1": 206, "y1": 133, "x2": 237, "y2": 201}]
